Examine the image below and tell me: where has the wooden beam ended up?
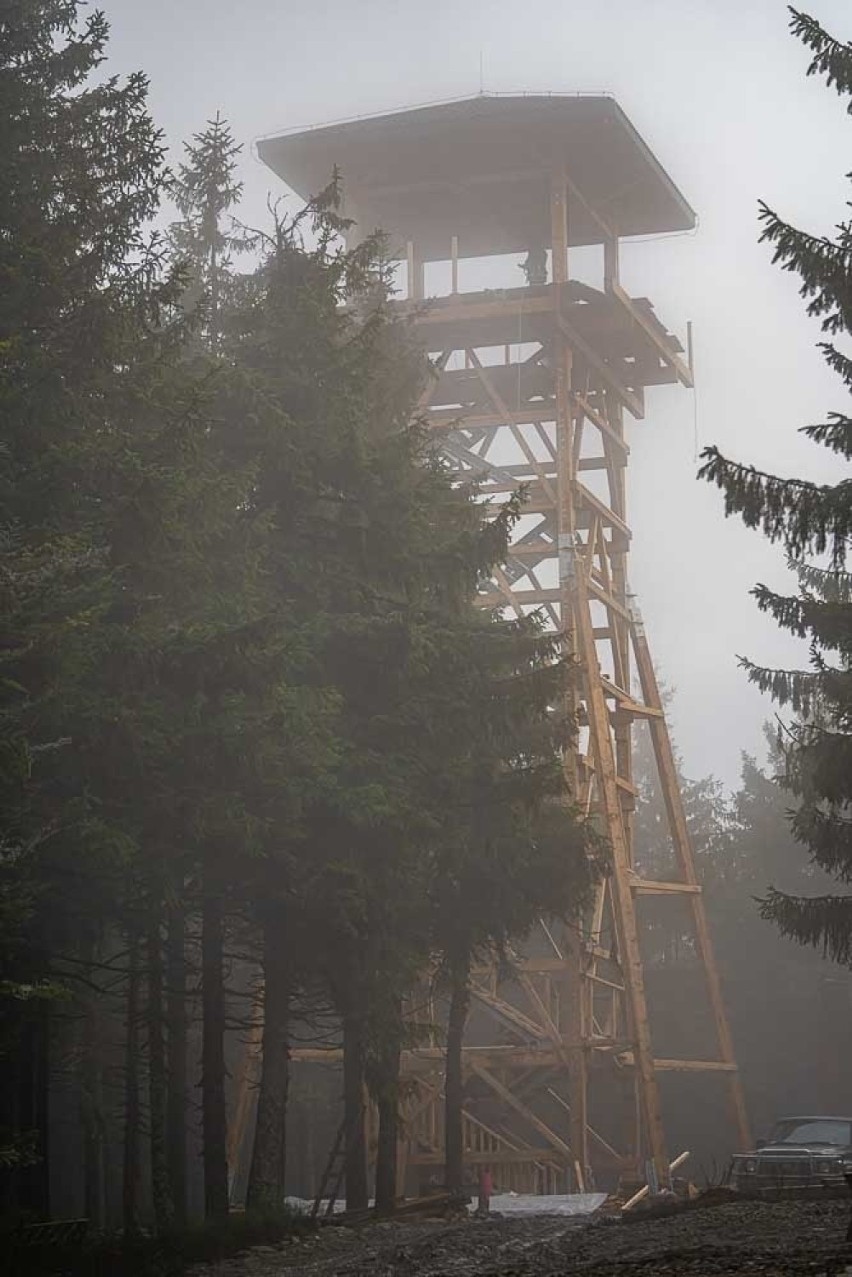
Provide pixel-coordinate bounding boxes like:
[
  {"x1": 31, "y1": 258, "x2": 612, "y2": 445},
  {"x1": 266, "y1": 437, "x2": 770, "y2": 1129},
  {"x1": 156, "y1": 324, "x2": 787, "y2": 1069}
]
[
  {"x1": 600, "y1": 675, "x2": 663, "y2": 720},
  {"x1": 550, "y1": 170, "x2": 569, "y2": 286},
  {"x1": 426, "y1": 409, "x2": 557, "y2": 432},
  {"x1": 566, "y1": 547, "x2": 669, "y2": 1182},
  {"x1": 576, "y1": 481, "x2": 632, "y2": 541},
  {"x1": 469, "y1": 982, "x2": 549, "y2": 1040},
  {"x1": 409, "y1": 1148, "x2": 562, "y2": 1166},
  {"x1": 618, "y1": 1055, "x2": 738, "y2": 1074},
  {"x1": 630, "y1": 878, "x2": 701, "y2": 896},
  {"x1": 557, "y1": 313, "x2": 644, "y2": 420},
  {"x1": 478, "y1": 587, "x2": 560, "y2": 607},
  {"x1": 610, "y1": 280, "x2": 693, "y2": 388},
  {"x1": 411, "y1": 293, "x2": 555, "y2": 327},
  {"x1": 571, "y1": 392, "x2": 630, "y2": 458},
  {"x1": 586, "y1": 577, "x2": 631, "y2": 621},
  {"x1": 469, "y1": 1060, "x2": 574, "y2": 1159},
  {"x1": 467, "y1": 350, "x2": 558, "y2": 505}
]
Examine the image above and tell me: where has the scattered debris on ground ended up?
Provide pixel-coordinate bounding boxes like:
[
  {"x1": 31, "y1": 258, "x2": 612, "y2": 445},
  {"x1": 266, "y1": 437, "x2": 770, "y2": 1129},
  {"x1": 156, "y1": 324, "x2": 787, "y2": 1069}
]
[{"x1": 189, "y1": 1195, "x2": 852, "y2": 1276}]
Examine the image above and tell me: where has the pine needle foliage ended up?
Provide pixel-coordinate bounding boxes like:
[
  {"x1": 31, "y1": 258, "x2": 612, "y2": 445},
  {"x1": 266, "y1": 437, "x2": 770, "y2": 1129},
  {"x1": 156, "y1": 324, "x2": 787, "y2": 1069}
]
[{"x1": 699, "y1": 8, "x2": 852, "y2": 965}]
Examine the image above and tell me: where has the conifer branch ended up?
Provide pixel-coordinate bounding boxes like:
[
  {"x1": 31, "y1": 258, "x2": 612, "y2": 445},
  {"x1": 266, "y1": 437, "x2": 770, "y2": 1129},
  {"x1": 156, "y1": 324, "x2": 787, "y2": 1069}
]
[
  {"x1": 801, "y1": 415, "x2": 852, "y2": 458},
  {"x1": 698, "y1": 446, "x2": 851, "y2": 567},
  {"x1": 789, "y1": 8, "x2": 852, "y2": 108},
  {"x1": 759, "y1": 886, "x2": 852, "y2": 963},
  {"x1": 790, "y1": 803, "x2": 852, "y2": 881},
  {"x1": 758, "y1": 202, "x2": 852, "y2": 333},
  {"x1": 738, "y1": 656, "x2": 823, "y2": 716}
]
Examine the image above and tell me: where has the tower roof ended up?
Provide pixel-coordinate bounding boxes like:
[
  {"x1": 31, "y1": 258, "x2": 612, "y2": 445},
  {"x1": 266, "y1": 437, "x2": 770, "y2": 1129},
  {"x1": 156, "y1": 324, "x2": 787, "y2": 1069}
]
[{"x1": 257, "y1": 94, "x2": 695, "y2": 260}]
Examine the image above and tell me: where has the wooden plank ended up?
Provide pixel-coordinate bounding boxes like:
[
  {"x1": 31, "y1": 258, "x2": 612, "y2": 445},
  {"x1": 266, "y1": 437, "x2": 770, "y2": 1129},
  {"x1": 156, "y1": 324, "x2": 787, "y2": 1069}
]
[
  {"x1": 656, "y1": 1060, "x2": 738, "y2": 1073},
  {"x1": 557, "y1": 313, "x2": 644, "y2": 419},
  {"x1": 550, "y1": 170, "x2": 569, "y2": 286},
  {"x1": 610, "y1": 280, "x2": 693, "y2": 388},
  {"x1": 427, "y1": 409, "x2": 557, "y2": 433},
  {"x1": 586, "y1": 577, "x2": 631, "y2": 621},
  {"x1": 469, "y1": 1060, "x2": 573, "y2": 1160},
  {"x1": 545, "y1": 1089, "x2": 624, "y2": 1162},
  {"x1": 467, "y1": 350, "x2": 558, "y2": 505},
  {"x1": 478, "y1": 587, "x2": 560, "y2": 607},
  {"x1": 507, "y1": 539, "x2": 557, "y2": 559},
  {"x1": 469, "y1": 982, "x2": 549, "y2": 1040},
  {"x1": 600, "y1": 675, "x2": 663, "y2": 721},
  {"x1": 572, "y1": 392, "x2": 630, "y2": 458},
  {"x1": 411, "y1": 293, "x2": 555, "y2": 327},
  {"x1": 622, "y1": 1150, "x2": 690, "y2": 1212},
  {"x1": 409, "y1": 1148, "x2": 562, "y2": 1166},
  {"x1": 566, "y1": 547, "x2": 669, "y2": 1182},
  {"x1": 619, "y1": 1055, "x2": 738, "y2": 1074},
  {"x1": 630, "y1": 879, "x2": 701, "y2": 896},
  {"x1": 576, "y1": 481, "x2": 632, "y2": 542}
]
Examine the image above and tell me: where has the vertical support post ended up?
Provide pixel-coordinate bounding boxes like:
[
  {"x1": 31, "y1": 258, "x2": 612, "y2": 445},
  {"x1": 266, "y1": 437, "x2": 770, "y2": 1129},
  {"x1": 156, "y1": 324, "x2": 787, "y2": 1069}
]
[
  {"x1": 451, "y1": 235, "x2": 459, "y2": 295},
  {"x1": 604, "y1": 235, "x2": 620, "y2": 291},
  {"x1": 564, "y1": 927, "x2": 588, "y2": 1181},
  {"x1": 550, "y1": 171, "x2": 569, "y2": 287},
  {"x1": 406, "y1": 241, "x2": 424, "y2": 300},
  {"x1": 687, "y1": 320, "x2": 694, "y2": 378},
  {"x1": 566, "y1": 547, "x2": 670, "y2": 1185},
  {"x1": 551, "y1": 164, "x2": 589, "y2": 1181}
]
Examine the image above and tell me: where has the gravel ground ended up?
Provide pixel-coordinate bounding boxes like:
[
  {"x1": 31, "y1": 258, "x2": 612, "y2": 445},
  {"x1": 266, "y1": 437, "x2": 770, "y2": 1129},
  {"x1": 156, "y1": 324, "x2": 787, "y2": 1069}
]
[{"x1": 189, "y1": 1198, "x2": 852, "y2": 1277}]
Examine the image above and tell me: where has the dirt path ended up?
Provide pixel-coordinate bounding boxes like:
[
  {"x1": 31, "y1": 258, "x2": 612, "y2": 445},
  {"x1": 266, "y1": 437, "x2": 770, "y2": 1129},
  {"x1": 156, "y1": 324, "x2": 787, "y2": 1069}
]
[{"x1": 190, "y1": 1199, "x2": 852, "y2": 1277}]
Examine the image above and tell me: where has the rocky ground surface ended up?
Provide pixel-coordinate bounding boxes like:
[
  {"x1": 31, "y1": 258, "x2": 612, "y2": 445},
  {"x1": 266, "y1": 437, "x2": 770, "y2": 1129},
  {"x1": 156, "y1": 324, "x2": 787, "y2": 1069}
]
[{"x1": 189, "y1": 1198, "x2": 852, "y2": 1277}]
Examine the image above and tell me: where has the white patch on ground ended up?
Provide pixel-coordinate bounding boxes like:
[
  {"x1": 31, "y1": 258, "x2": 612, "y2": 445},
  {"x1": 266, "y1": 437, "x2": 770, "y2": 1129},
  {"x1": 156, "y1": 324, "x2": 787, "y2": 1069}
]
[{"x1": 473, "y1": 1192, "x2": 607, "y2": 1216}]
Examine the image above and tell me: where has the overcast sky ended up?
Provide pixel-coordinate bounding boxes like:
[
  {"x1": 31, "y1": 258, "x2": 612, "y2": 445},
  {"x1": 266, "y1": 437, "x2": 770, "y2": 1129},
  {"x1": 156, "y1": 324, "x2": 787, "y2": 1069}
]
[{"x1": 102, "y1": 0, "x2": 850, "y2": 789}]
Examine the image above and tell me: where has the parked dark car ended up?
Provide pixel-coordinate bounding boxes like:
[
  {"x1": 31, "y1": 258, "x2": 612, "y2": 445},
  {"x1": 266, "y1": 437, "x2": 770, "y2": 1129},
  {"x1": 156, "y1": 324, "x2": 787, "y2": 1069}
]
[{"x1": 730, "y1": 1115, "x2": 852, "y2": 1192}]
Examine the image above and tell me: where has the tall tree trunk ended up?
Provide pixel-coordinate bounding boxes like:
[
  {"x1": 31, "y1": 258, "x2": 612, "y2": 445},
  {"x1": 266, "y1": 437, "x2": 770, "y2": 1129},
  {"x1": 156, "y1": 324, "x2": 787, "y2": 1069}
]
[
  {"x1": 342, "y1": 995, "x2": 368, "y2": 1212},
  {"x1": 82, "y1": 1047, "x2": 105, "y2": 1227},
  {"x1": 147, "y1": 907, "x2": 172, "y2": 1230},
  {"x1": 122, "y1": 932, "x2": 141, "y2": 1234},
  {"x1": 246, "y1": 907, "x2": 291, "y2": 1211},
  {"x1": 373, "y1": 1022, "x2": 401, "y2": 1215},
  {"x1": 201, "y1": 876, "x2": 229, "y2": 1219},
  {"x1": 444, "y1": 949, "x2": 471, "y2": 1195},
  {"x1": 17, "y1": 1009, "x2": 50, "y2": 1216},
  {"x1": 81, "y1": 944, "x2": 105, "y2": 1228},
  {"x1": 166, "y1": 906, "x2": 188, "y2": 1227}
]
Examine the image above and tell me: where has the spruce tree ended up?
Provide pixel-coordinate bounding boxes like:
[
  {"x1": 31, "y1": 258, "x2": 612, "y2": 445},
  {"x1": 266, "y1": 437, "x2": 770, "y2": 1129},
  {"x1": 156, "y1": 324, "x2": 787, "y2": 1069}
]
[
  {"x1": 699, "y1": 7, "x2": 852, "y2": 965},
  {"x1": 0, "y1": 0, "x2": 175, "y2": 1215},
  {"x1": 169, "y1": 113, "x2": 249, "y2": 349}
]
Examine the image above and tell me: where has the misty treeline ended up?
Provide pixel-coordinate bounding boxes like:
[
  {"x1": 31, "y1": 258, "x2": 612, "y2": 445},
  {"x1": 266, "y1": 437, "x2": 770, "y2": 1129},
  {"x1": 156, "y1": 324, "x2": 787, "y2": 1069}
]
[{"x1": 1, "y1": 0, "x2": 596, "y2": 1230}]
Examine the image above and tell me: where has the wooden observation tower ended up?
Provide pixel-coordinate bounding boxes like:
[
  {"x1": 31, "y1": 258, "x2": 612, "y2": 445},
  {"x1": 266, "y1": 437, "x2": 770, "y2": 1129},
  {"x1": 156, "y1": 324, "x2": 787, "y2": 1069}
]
[{"x1": 259, "y1": 95, "x2": 750, "y2": 1194}]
